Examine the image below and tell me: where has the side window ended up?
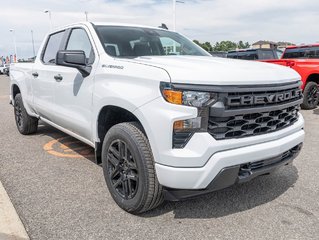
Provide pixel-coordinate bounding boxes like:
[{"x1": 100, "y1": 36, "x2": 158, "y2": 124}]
[
  {"x1": 42, "y1": 31, "x2": 65, "y2": 64},
  {"x1": 66, "y1": 28, "x2": 94, "y2": 63}
]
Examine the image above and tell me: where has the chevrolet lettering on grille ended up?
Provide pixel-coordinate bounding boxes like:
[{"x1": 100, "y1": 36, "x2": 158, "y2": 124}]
[{"x1": 226, "y1": 89, "x2": 303, "y2": 106}]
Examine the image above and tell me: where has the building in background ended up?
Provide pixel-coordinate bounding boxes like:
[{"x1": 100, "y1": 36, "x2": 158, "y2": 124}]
[
  {"x1": 252, "y1": 40, "x2": 278, "y2": 49},
  {"x1": 252, "y1": 40, "x2": 295, "y2": 50}
]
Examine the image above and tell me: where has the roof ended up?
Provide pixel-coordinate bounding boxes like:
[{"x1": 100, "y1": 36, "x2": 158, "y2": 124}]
[
  {"x1": 286, "y1": 43, "x2": 319, "y2": 49},
  {"x1": 228, "y1": 48, "x2": 274, "y2": 53},
  {"x1": 252, "y1": 40, "x2": 277, "y2": 45},
  {"x1": 51, "y1": 21, "x2": 170, "y2": 32}
]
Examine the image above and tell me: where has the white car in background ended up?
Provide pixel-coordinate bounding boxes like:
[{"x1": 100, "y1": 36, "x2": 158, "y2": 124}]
[{"x1": 0, "y1": 64, "x2": 9, "y2": 75}]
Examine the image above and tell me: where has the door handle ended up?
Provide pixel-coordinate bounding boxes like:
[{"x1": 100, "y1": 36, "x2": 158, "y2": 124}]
[
  {"x1": 54, "y1": 74, "x2": 63, "y2": 82},
  {"x1": 32, "y1": 72, "x2": 39, "y2": 78}
]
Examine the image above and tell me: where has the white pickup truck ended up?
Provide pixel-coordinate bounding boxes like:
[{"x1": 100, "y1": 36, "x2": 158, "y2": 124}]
[{"x1": 10, "y1": 22, "x2": 305, "y2": 214}]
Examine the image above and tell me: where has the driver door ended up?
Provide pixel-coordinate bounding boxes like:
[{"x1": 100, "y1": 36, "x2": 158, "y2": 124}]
[{"x1": 53, "y1": 27, "x2": 97, "y2": 142}]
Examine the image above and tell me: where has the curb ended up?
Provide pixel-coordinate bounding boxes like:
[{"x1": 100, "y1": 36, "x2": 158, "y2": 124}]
[{"x1": 0, "y1": 181, "x2": 29, "y2": 240}]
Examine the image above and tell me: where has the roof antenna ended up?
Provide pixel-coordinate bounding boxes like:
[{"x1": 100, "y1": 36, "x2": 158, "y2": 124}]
[{"x1": 159, "y1": 23, "x2": 168, "y2": 30}]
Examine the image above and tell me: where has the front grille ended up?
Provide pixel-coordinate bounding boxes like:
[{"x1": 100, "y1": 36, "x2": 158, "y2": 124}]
[{"x1": 208, "y1": 105, "x2": 299, "y2": 140}]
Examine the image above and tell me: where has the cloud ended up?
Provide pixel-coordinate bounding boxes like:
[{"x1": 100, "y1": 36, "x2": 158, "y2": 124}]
[{"x1": 1, "y1": 0, "x2": 319, "y2": 58}]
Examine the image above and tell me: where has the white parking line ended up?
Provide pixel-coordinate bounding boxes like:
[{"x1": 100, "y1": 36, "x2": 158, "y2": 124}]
[{"x1": 0, "y1": 181, "x2": 29, "y2": 240}]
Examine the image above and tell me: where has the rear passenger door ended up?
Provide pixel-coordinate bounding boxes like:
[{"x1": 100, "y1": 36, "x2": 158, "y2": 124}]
[
  {"x1": 53, "y1": 27, "x2": 97, "y2": 142},
  {"x1": 32, "y1": 30, "x2": 66, "y2": 121}
]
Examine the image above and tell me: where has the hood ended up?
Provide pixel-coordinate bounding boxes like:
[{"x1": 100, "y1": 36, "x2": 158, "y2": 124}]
[{"x1": 118, "y1": 56, "x2": 300, "y2": 85}]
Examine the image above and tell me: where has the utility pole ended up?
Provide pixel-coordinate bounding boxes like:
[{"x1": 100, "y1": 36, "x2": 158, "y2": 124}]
[{"x1": 85, "y1": 11, "x2": 88, "y2": 21}]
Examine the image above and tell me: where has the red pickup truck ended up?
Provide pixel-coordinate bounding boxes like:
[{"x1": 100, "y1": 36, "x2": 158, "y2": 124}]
[{"x1": 263, "y1": 44, "x2": 319, "y2": 109}]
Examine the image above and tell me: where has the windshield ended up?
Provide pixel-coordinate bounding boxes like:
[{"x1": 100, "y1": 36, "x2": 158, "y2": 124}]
[
  {"x1": 283, "y1": 46, "x2": 319, "y2": 59},
  {"x1": 95, "y1": 26, "x2": 210, "y2": 58}
]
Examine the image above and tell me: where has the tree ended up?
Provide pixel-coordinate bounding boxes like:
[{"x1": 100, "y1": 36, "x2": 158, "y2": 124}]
[
  {"x1": 194, "y1": 40, "x2": 251, "y2": 52},
  {"x1": 238, "y1": 41, "x2": 250, "y2": 49},
  {"x1": 213, "y1": 41, "x2": 237, "y2": 52},
  {"x1": 193, "y1": 40, "x2": 212, "y2": 51}
]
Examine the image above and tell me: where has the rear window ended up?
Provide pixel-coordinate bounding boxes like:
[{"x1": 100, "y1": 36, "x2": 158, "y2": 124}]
[
  {"x1": 227, "y1": 50, "x2": 276, "y2": 60},
  {"x1": 283, "y1": 46, "x2": 319, "y2": 59},
  {"x1": 227, "y1": 51, "x2": 258, "y2": 60},
  {"x1": 258, "y1": 50, "x2": 276, "y2": 60}
]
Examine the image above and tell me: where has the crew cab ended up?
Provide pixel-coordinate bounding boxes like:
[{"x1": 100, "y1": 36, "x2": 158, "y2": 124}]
[
  {"x1": 10, "y1": 22, "x2": 304, "y2": 214},
  {"x1": 262, "y1": 44, "x2": 319, "y2": 109}
]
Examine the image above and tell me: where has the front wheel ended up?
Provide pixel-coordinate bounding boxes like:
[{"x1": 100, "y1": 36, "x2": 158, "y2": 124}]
[
  {"x1": 301, "y1": 82, "x2": 319, "y2": 110},
  {"x1": 102, "y1": 122, "x2": 163, "y2": 214}
]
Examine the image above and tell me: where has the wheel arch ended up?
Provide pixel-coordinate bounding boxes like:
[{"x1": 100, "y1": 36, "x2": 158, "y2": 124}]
[
  {"x1": 306, "y1": 73, "x2": 319, "y2": 85},
  {"x1": 11, "y1": 83, "x2": 21, "y2": 102},
  {"x1": 94, "y1": 105, "x2": 148, "y2": 164}
]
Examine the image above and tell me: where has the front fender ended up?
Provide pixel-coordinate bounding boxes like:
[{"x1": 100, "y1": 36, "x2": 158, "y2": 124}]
[{"x1": 91, "y1": 60, "x2": 170, "y2": 142}]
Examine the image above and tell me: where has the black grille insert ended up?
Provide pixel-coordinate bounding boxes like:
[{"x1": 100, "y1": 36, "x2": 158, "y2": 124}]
[{"x1": 208, "y1": 105, "x2": 299, "y2": 140}]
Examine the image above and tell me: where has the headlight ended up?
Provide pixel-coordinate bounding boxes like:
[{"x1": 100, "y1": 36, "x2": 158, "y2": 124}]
[
  {"x1": 160, "y1": 82, "x2": 218, "y2": 148},
  {"x1": 183, "y1": 91, "x2": 217, "y2": 107},
  {"x1": 161, "y1": 84, "x2": 218, "y2": 107}
]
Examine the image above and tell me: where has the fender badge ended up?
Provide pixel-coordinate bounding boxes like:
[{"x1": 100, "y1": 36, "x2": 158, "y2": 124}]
[{"x1": 102, "y1": 64, "x2": 124, "y2": 70}]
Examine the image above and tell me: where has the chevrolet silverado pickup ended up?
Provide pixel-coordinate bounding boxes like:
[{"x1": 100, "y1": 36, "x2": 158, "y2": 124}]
[
  {"x1": 10, "y1": 22, "x2": 305, "y2": 214},
  {"x1": 263, "y1": 44, "x2": 319, "y2": 109}
]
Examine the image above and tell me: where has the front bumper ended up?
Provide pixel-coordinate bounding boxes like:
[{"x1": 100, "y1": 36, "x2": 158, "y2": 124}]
[
  {"x1": 163, "y1": 143, "x2": 302, "y2": 201},
  {"x1": 155, "y1": 128, "x2": 304, "y2": 190}
]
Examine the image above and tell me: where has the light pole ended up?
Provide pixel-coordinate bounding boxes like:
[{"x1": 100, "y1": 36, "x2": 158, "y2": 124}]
[
  {"x1": 172, "y1": 0, "x2": 185, "y2": 31},
  {"x1": 31, "y1": 30, "x2": 36, "y2": 57},
  {"x1": 84, "y1": 11, "x2": 88, "y2": 21},
  {"x1": 9, "y1": 29, "x2": 17, "y2": 62},
  {"x1": 44, "y1": 9, "x2": 52, "y2": 30},
  {"x1": 172, "y1": 0, "x2": 184, "y2": 53}
]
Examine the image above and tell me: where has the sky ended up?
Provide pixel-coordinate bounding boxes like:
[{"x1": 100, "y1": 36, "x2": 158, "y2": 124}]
[{"x1": 1, "y1": 0, "x2": 319, "y2": 59}]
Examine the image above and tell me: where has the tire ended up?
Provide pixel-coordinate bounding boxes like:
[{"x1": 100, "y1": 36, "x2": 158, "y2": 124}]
[
  {"x1": 102, "y1": 122, "x2": 163, "y2": 214},
  {"x1": 301, "y1": 82, "x2": 319, "y2": 110},
  {"x1": 14, "y1": 93, "x2": 38, "y2": 135}
]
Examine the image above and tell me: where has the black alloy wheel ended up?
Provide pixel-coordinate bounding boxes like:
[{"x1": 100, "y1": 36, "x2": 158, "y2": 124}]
[
  {"x1": 301, "y1": 81, "x2": 319, "y2": 109},
  {"x1": 14, "y1": 102, "x2": 23, "y2": 128},
  {"x1": 102, "y1": 122, "x2": 163, "y2": 214},
  {"x1": 13, "y1": 93, "x2": 38, "y2": 134},
  {"x1": 306, "y1": 84, "x2": 319, "y2": 106},
  {"x1": 107, "y1": 139, "x2": 139, "y2": 200}
]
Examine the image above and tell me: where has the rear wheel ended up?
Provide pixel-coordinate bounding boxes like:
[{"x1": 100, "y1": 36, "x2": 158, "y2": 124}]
[
  {"x1": 301, "y1": 82, "x2": 319, "y2": 110},
  {"x1": 102, "y1": 122, "x2": 163, "y2": 214},
  {"x1": 14, "y1": 93, "x2": 38, "y2": 134}
]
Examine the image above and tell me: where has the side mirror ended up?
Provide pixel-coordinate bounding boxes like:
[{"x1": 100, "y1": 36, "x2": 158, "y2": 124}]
[{"x1": 56, "y1": 50, "x2": 92, "y2": 77}]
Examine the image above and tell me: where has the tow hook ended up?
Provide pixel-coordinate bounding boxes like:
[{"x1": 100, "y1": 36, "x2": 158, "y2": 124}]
[{"x1": 239, "y1": 163, "x2": 252, "y2": 178}]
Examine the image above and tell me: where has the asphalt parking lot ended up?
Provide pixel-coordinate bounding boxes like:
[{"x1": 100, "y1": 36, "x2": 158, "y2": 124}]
[{"x1": 0, "y1": 74, "x2": 318, "y2": 240}]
